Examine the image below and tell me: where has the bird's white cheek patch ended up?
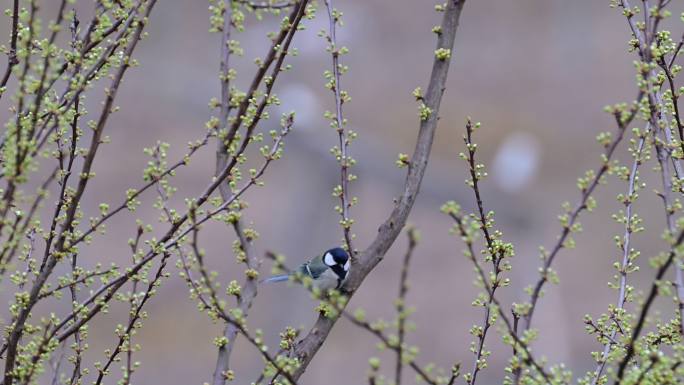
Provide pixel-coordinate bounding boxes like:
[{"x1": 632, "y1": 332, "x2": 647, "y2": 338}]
[
  {"x1": 343, "y1": 259, "x2": 350, "y2": 272},
  {"x1": 324, "y1": 252, "x2": 335, "y2": 266}
]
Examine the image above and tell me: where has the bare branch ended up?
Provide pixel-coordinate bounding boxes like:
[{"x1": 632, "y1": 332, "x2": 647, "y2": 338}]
[{"x1": 289, "y1": 1, "x2": 466, "y2": 380}]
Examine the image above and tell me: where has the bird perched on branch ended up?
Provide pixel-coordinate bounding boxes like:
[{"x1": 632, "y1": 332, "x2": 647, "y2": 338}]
[{"x1": 263, "y1": 247, "x2": 350, "y2": 292}]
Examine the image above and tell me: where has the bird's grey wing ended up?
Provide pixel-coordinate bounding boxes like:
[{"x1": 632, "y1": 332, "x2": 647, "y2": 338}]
[{"x1": 297, "y1": 255, "x2": 328, "y2": 279}]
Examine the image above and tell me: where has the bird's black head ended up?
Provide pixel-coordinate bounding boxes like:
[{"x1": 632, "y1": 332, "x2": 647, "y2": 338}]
[
  {"x1": 323, "y1": 247, "x2": 350, "y2": 272},
  {"x1": 323, "y1": 247, "x2": 350, "y2": 286},
  {"x1": 328, "y1": 247, "x2": 348, "y2": 264}
]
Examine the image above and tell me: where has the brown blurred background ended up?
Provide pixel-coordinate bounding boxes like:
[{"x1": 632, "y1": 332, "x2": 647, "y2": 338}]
[{"x1": 1, "y1": 1, "x2": 684, "y2": 384}]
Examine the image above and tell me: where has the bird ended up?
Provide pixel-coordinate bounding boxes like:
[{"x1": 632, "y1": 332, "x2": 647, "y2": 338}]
[{"x1": 263, "y1": 247, "x2": 351, "y2": 292}]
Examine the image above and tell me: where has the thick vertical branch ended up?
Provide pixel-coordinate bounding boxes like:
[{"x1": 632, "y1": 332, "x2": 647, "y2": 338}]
[{"x1": 290, "y1": 0, "x2": 466, "y2": 380}]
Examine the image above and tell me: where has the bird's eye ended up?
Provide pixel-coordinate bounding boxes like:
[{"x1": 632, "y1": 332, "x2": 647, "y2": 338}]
[{"x1": 324, "y1": 252, "x2": 335, "y2": 266}]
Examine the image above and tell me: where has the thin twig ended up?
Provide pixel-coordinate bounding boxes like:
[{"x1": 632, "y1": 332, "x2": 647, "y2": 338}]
[
  {"x1": 236, "y1": 0, "x2": 296, "y2": 9},
  {"x1": 462, "y1": 119, "x2": 506, "y2": 385},
  {"x1": 341, "y1": 311, "x2": 439, "y2": 385},
  {"x1": 178, "y1": 245, "x2": 297, "y2": 385},
  {"x1": 447, "y1": 211, "x2": 552, "y2": 384},
  {"x1": 38, "y1": 269, "x2": 115, "y2": 300},
  {"x1": 394, "y1": 228, "x2": 418, "y2": 385},
  {"x1": 613, "y1": 228, "x2": 684, "y2": 384},
  {"x1": 588, "y1": 128, "x2": 648, "y2": 385},
  {"x1": 323, "y1": 0, "x2": 354, "y2": 254},
  {"x1": 211, "y1": 219, "x2": 259, "y2": 385},
  {"x1": 92, "y1": 253, "x2": 171, "y2": 385},
  {"x1": 523, "y1": 96, "x2": 642, "y2": 331},
  {"x1": 222, "y1": 0, "x2": 306, "y2": 148}
]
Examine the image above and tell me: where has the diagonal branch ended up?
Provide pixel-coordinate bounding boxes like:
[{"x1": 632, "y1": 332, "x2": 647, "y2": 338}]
[
  {"x1": 266, "y1": 250, "x2": 442, "y2": 385},
  {"x1": 289, "y1": 0, "x2": 466, "y2": 380}
]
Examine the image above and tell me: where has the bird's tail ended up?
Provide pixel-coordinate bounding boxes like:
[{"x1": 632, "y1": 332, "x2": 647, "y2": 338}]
[{"x1": 261, "y1": 274, "x2": 290, "y2": 284}]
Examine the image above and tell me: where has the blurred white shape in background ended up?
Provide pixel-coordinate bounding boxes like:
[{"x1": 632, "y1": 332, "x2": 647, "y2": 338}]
[
  {"x1": 492, "y1": 131, "x2": 541, "y2": 193},
  {"x1": 276, "y1": 83, "x2": 321, "y2": 129}
]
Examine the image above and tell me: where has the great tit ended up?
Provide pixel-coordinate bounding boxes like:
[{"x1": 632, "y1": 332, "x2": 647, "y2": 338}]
[{"x1": 264, "y1": 247, "x2": 350, "y2": 292}]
